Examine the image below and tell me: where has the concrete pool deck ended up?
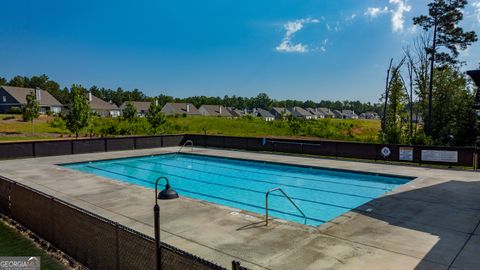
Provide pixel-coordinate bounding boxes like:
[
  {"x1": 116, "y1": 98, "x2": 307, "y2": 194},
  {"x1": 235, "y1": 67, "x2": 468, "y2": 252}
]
[{"x1": 0, "y1": 147, "x2": 479, "y2": 269}]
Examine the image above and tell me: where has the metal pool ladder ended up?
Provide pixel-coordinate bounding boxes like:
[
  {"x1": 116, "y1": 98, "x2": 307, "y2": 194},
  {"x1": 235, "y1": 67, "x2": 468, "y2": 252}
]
[
  {"x1": 265, "y1": 187, "x2": 307, "y2": 226},
  {"x1": 178, "y1": 140, "x2": 194, "y2": 154}
]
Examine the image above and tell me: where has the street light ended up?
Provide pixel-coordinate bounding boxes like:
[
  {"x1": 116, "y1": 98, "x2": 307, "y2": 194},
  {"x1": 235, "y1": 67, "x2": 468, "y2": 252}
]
[{"x1": 154, "y1": 176, "x2": 179, "y2": 270}]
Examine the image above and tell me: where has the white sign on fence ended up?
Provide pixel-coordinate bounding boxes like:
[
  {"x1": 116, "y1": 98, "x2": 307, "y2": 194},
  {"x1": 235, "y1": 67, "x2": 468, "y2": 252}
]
[
  {"x1": 421, "y1": 150, "x2": 458, "y2": 163},
  {"x1": 399, "y1": 147, "x2": 414, "y2": 161}
]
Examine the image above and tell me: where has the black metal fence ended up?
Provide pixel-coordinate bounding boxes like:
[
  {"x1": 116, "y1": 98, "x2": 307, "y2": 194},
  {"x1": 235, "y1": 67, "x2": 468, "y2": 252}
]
[
  {"x1": 185, "y1": 134, "x2": 479, "y2": 168},
  {"x1": 0, "y1": 176, "x2": 247, "y2": 270},
  {"x1": 0, "y1": 135, "x2": 186, "y2": 159},
  {"x1": 0, "y1": 134, "x2": 478, "y2": 168}
]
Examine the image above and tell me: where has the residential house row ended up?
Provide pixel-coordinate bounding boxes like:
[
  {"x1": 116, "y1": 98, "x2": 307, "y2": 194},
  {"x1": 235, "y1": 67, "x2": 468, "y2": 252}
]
[
  {"x1": 0, "y1": 85, "x2": 121, "y2": 117},
  {"x1": 0, "y1": 85, "x2": 380, "y2": 121}
]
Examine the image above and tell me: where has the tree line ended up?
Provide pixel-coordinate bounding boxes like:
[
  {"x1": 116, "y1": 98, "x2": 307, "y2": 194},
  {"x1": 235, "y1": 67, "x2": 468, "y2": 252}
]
[
  {"x1": 0, "y1": 75, "x2": 382, "y2": 115},
  {"x1": 381, "y1": 0, "x2": 478, "y2": 146}
]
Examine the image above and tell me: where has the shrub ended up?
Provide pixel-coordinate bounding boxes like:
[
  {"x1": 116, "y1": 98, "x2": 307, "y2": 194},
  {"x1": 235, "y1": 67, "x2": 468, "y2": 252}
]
[
  {"x1": 48, "y1": 117, "x2": 67, "y2": 129},
  {"x1": 7, "y1": 107, "x2": 22, "y2": 114}
]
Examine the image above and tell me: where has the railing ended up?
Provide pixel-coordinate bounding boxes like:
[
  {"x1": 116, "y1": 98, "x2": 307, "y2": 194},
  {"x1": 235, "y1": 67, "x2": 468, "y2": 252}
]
[
  {"x1": 265, "y1": 187, "x2": 307, "y2": 226},
  {"x1": 178, "y1": 140, "x2": 194, "y2": 153}
]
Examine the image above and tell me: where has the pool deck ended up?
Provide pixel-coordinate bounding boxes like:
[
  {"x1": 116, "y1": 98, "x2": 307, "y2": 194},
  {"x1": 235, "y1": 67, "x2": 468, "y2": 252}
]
[{"x1": 0, "y1": 147, "x2": 479, "y2": 269}]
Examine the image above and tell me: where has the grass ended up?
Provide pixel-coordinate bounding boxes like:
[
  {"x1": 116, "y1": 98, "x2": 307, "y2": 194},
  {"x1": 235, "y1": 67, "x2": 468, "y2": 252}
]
[
  {"x1": 168, "y1": 116, "x2": 381, "y2": 142},
  {"x1": 0, "y1": 220, "x2": 66, "y2": 270},
  {"x1": 0, "y1": 114, "x2": 382, "y2": 143}
]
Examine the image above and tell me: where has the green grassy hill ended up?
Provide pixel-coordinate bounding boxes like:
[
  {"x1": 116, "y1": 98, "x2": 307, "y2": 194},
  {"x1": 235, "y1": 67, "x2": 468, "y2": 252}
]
[{"x1": 0, "y1": 114, "x2": 381, "y2": 143}]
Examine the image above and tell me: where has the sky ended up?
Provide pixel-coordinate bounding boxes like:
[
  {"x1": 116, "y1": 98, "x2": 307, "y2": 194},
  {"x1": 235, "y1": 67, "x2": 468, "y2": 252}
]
[{"x1": 1, "y1": 0, "x2": 479, "y2": 103}]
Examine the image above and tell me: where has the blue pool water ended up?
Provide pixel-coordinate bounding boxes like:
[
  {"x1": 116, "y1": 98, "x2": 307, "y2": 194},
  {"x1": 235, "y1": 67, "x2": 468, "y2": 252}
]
[{"x1": 62, "y1": 153, "x2": 411, "y2": 226}]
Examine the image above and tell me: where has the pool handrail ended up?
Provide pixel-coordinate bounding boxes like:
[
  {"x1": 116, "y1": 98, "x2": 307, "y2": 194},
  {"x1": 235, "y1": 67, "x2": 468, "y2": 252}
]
[
  {"x1": 178, "y1": 140, "x2": 194, "y2": 153},
  {"x1": 265, "y1": 187, "x2": 307, "y2": 226}
]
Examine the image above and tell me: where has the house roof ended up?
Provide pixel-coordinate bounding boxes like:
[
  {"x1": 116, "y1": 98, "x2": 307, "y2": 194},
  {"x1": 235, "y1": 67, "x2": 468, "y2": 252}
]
[
  {"x1": 120, "y1": 101, "x2": 152, "y2": 112},
  {"x1": 256, "y1": 108, "x2": 274, "y2": 118},
  {"x1": 199, "y1": 105, "x2": 232, "y2": 117},
  {"x1": 290, "y1": 107, "x2": 313, "y2": 117},
  {"x1": 226, "y1": 107, "x2": 245, "y2": 117},
  {"x1": 163, "y1": 103, "x2": 200, "y2": 115},
  {"x1": 306, "y1": 108, "x2": 324, "y2": 116},
  {"x1": 88, "y1": 94, "x2": 119, "y2": 110},
  {"x1": 271, "y1": 107, "x2": 291, "y2": 115},
  {"x1": 1, "y1": 85, "x2": 63, "y2": 107},
  {"x1": 317, "y1": 107, "x2": 335, "y2": 116},
  {"x1": 342, "y1": 110, "x2": 358, "y2": 116}
]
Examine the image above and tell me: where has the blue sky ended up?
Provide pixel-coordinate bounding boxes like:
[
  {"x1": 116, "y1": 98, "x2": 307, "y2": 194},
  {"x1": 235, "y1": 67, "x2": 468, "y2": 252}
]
[{"x1": 1, "y1": 0, "x2": 479, "y2": 102}]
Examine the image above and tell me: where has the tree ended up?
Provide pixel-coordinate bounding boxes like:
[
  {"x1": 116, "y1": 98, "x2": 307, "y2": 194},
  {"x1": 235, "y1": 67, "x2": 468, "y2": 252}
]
[
  {"x1": 146, "y1": 101, "x2": 167, "y2": 134},
  {"x1": 22, "y1": 91, "x2": 40, "y2": 134},
  {"x1": 252, "y1": 93, "x2": 273, "y2": 110},
  {"x1": 0, "y1": 77, "x2": 6, "y2": 85},
  {"x1": 66, "y1": 85, "x2": 91, "y2": 137},
  {"x1": 382, "y1": 63, "x2": 409, "y2": 144},
  {"x1": 8, "y1": 76, "x2": 30, "y2": 87},
  {"x1": 430, "y1": 66, "x2": 477, "y2": 145},
  {"x1": 413, "y1": 0, "x2": 477, "y2": 133},
  {"x1": 123, "y1": 101, "x2": 137, "y2": 121}
]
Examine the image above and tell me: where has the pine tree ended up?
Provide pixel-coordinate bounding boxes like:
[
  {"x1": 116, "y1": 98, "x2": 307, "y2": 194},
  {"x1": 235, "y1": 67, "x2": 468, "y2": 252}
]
[
  {"x1": 22, "y1": 91, "x2": 40, "y2": 134},
  {"x1": 413, "y1": 0, "x2": 478, "y2": 133},
  {"x1": 122, "y1": 101, "x2": 137, "y2": 121},
  {"x1": 146, "y1": 101, "x2": 166, "y2": 134},
  {"x1": 66, "y1": 85, "x2": 91, "y2": 137}
]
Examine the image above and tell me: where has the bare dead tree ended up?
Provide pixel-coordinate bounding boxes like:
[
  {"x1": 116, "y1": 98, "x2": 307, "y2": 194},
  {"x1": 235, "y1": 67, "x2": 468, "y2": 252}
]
[{"x1": 382, "y1": 58, "x2": 394, "y2": 133}]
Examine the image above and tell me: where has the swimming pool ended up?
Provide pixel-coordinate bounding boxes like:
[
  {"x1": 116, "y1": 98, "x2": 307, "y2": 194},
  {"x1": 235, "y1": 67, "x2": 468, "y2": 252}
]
[{"x1": 63, "y1": 153, "x2": 412, "y2": 226}]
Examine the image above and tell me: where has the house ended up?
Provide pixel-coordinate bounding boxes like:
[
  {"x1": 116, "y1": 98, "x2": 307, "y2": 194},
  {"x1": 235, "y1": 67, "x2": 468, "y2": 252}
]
[
  {"x1": 254, "y1": 108, "x2": 275, "y2": 121},
  {"x1": 161, "y1": 103, "x2": 200, "y2": 116},
  {"x1": 333, "y1": 110, "x2": 344, "y2": 119},
  {"x1": 306, "y1": 108, "x2": 325, "y2": 119},
  {"x1": 199, "y1": 105, "x2": 232, "y2": 117},
  {"x1": 270, "y1": 107, "x2": 291, "y2": 119},
  {"x1": 290, "y1": 107, "x2": 315, "y2": 120},
  {"x1": 119, "y1": 101, "x2": 153, "y2": 117},
  {"x1": 0, "y1": 85, "x2": 63, "y2": 114},
  {"x1": 226, "y1": 107, "x2": 245, "y2": 118},
  {"x1": 359, "y1": 111, "x2": 379, "y2": 120},
  {"x1": 87, "y1": 92, "x2": 121, "y2": 117},
  {"x1": 317, "y1": 107, "x2": 335, "y2": 118},
  {"x1": 342, "y1": 110, "x2": 359, "y2": 119}
]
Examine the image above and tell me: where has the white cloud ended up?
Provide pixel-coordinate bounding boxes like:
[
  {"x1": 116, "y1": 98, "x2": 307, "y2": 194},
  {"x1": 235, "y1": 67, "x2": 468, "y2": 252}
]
[
  {"x1": 346, "y1": 13, "x2": 357, "y2": 22},
  {"x1": 276, "y1": 18, "x2": 319, "y2": 53},
  {"x1": 320, "y1": 39, "x2": 329, "y2": 52},
  {"x1": 364, "y1": 7, "x2": 389, "y2": 18},
  {"x1": 473, "y1": 1, "x2": 480, "y2": 23},
  {"x1": 389, "y1": 0, "x2": 412, "y2": 32}
]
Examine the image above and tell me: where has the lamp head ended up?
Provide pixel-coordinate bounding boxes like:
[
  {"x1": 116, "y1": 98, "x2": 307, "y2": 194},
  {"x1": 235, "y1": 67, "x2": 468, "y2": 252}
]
[{"x1": 158, "y1": 183, "x2": 179, "y2": 200}]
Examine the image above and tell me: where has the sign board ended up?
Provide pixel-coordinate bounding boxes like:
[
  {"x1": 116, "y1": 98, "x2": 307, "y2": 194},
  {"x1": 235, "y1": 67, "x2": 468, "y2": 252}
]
[
  {"x1": 421, "y1": 150, "x2": 458, "y2": 163},
  {"x1": 381, "y1": 146, "x2": 391, "y2": 158},
  {"x1": 399, "y1": 147, "x2": 414, "y2": 161}
]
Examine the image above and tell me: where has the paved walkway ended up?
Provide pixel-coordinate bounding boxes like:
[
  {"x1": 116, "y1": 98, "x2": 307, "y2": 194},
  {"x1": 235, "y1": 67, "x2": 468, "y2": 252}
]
[{"x1": 0, "y1": 147, "x2": 479, "y2": 269}]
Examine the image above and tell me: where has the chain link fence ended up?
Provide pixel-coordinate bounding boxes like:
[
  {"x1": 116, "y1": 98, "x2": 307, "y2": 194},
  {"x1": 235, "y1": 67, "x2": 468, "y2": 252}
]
[{"x1": 0, "y1": 176, "x2": 248, "y2": 270}]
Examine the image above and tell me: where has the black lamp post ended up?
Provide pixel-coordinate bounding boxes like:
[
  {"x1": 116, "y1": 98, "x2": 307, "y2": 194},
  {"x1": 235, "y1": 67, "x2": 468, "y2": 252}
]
[{"x1": 154, "y1": 176, "x2": 179, "y2": 270}]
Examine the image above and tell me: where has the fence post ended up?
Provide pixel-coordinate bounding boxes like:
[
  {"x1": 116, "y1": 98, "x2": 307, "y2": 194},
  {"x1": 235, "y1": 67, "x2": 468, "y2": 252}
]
[
  {"x1": 32, "y1": 142, "x2": 36, "y2": 157},
  {"x1": 51, "y1": 197, "x2": 55, "y2": 244},
  {"x1": 104, "y1": 137, "x2": 108, "y2": 152},
  {"x1": 232, "y1": 260, "x2": 240, "y2": 270},
  {"x1": 335, "y1": 142, "x2": 338, "y2": 159},
  {"x1": 474, "y1": 152, "x2": 478, "y2": 170},
  {"x1": 301, "y1": 143, "x2": 304, "y2": 155},
  {"x1": 115, "y1": 223, "x2": 120, "y2": 270},
  {"x1": 70, "y1": 140, "x2": 74, "y2": 155},
  {"x1": 133, "y1": 137, "x2": 137, "y2": 150}
]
